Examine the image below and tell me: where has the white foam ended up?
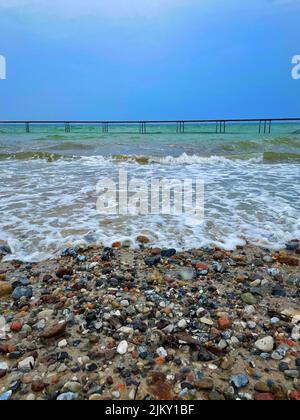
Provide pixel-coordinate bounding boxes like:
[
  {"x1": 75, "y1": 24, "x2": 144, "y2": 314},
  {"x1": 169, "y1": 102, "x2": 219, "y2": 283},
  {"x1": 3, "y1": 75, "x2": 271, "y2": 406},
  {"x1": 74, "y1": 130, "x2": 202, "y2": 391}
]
[{"x1": 0, "y1": 154, "x2": 299, "y2": 261}]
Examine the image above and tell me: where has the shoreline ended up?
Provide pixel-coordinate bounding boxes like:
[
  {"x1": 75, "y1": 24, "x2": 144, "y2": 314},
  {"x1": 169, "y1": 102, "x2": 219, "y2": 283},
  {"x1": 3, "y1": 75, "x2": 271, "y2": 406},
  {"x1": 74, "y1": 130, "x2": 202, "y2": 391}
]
[{"x1": 0, "y1": 242, "x2": 300, "y2": 400}]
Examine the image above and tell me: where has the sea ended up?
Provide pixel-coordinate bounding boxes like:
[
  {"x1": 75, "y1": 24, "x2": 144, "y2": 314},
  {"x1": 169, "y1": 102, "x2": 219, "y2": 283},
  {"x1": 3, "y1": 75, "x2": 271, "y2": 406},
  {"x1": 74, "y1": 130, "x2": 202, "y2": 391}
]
[{"x1": 0, "y1": 122, "x2": 299, "y2": 262}]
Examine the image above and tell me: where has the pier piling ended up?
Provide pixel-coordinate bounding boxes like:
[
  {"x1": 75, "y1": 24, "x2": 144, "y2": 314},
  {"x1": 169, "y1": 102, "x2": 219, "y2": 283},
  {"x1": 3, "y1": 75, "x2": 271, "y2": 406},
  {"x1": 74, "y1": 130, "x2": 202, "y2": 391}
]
[
  {"x1": 139, "y1": 122, "x2": 146, "y2": 134},
  {"x1": 216, "y1": 121, "x2": 226, "y2": 134},
  {"x1": 177, "y1": 122, "x2": 185, "y2": 133},
  {"x1": 65, "y1": 122, "x2": 71, "y2": 133},
  {"x1": 102, "y1": 122, "x2": 109, "y2": 133}
]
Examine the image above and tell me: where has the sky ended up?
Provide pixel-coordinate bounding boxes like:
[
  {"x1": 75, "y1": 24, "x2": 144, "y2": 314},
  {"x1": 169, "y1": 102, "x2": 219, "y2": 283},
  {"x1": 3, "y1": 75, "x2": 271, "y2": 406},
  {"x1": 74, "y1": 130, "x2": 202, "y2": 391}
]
[{"x1": 0, "y1": 0, "x2": 299, "y2": 120}]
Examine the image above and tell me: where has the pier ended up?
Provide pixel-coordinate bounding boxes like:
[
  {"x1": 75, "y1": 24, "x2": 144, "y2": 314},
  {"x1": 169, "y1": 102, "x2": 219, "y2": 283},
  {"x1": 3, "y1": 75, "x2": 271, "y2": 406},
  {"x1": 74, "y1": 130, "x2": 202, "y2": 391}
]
[{"x1": 0, "y1": 118, "x2": 299, "y2": 134}]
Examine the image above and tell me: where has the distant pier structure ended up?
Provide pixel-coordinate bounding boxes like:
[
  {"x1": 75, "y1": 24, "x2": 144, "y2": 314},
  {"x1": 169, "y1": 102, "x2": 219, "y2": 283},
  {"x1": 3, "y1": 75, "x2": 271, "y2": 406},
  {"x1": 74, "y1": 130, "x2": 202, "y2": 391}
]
[{"x1": 0, "y1": 118, "x2": 299, "y2": 134}]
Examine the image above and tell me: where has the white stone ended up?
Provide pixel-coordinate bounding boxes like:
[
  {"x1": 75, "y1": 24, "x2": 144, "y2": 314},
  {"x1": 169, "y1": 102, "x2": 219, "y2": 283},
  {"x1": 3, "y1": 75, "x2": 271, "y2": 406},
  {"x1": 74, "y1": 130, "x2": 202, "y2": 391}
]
[
  {"x1": 196, "y1": 307, "x2": 206, "y2": 317},
  {"x1": 230, "y1": 336, "x2": 240, "y2": 346},
  {"x1": 200, "y1": 317, "x2": 214, "y2": 326},
  {"x1": 255, "y1": 336, "x2": 274, "y2": 353},
  {"x1": 112, "y1": 391, "x2": 120, "y2": 399},
  {"x1": 37, "y1": 309, "x2": 54, "y2": 320},
  {"x1": 247, "y1": 321, "x2": 257, "y2": 329},
  {"x1": 62, "y1": 382, "x2": 82, "y2": 393},
  {"x1": 58, "y1": 364, "x2": 68, "y2": 373},
  {"x1": 156, "y1": 347, "x2": 168, "y2": 358},
  {"x1": 208, "y1": 364, "x2": 218, "y2": 370},
  {"x1": 177, "y1": 319, "x2": 187, "y2": 329},
  {"x1": 78, "y1": 356, "x2": 90, "y2": 366},
  {"x1": 243, "y1": 305, "x2": 255, "y2": 315},
  {"x1": 292, "y1": 325, "x2": 300, "y2": 341},
  {"x1": 18, "y1": 356, "x2": 35, "y2": 371},
  {"x1": 250, "y1": 280, "x2": 261, "y2": 287},
  {"x1": 58, "y1": 339, "x2": 68, "y2": 348},
  {"x1": 0, "y1": 362, "x2": 8, "y2": 371},
  {"x1": 117, "y1": 340, "x2": 128, "y2": 355},
  {"x1": 118, "y1": 326, "x2": 134, "y2": 336},
  {"x1": 218, "y1": 339, "x2": 227, "y2": 350}
]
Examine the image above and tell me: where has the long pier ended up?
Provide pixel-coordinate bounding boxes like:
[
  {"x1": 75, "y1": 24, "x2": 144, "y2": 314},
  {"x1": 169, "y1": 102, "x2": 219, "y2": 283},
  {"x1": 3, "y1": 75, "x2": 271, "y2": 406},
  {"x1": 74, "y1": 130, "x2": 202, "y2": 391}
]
[{"x1": 0, "y1": 118, "x2": 299, "y2": 134}]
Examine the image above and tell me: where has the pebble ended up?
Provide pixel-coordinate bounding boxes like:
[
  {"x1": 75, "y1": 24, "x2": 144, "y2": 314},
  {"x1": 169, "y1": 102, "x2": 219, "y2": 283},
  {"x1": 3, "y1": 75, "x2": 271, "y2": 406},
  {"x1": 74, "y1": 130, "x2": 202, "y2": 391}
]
[
  {"x1": 0, "y1": 362, "x2": 8, "y2": 371},
  {"x1": 254, "y1": 392, "x2": 274, "y2": 401},
  {"x1": 197, "y1": 347, "x2": 214, "y2": 362},
  {"x1": 62, "y1": 382, "x2": 82, "y2": 393},
  {"x1": 263, "y1": 256, "x2": 274, "y2": 263},
  {"x1": 0, "y1": 282, "x2": 12, "y2": 297},
  {"x1": 161, "y1": 249, "x2": 176, "y2": 258},
  {"x1": 56, "y1": 267, "x2": 73, "y2": 278},
  {"x1": 58, "y1": 339, "x2": 68, "y2": 348},
  {"x1": 241, "y1": 293, "x2": 257, "y2": 305},
  {"x1": 255, "y1": 336, "x2": 274, "y2": 353},
  {"x1": 117, "y1": 340, "x2": 128, "y2": 355},
  {"x1": 230, "y1": 374, "x2": 249, "y2": 389},
  {"x1": 200, "y1": 317, "x2": 214, "y2": 327},
  {"x1": 178, "y1": 268, "x2": 194, "y2": 281},
  {"x1": 271, "y1": 346, "x2": 287, "y2": 361},
  {"x1": 38, "y1": 309, "x2": 54, "y2": 319},
  {"x1": 18, "y1": 356, "x2": 35, "y2": 371},
  {"x1": 118, "y1": 326, "x2": 134, "y2": 336},
  {"x1": 267, "y1": 268, "x2": 280, "y2": 277},
  {"x1": 254, "y1": 382, "x2": 270, "y2": 393},
  {"x1": 0, "y1": 391, "x2": 12, "y2": 401},
  {"x1": 284, "y1": 370, "x2": 300, "y2": 379},
  {"x1": 177, "y1": 319, "x2": 187, "y2": 329},
  {"x1": 156, "y1": 347, "x2": 168, "y2": 358},
  {"x1": 41, "y1": 322, "x2": 67, "y2": 339},
  {"x1": 12, "y1": 286, "x2": 33, "y2": 300},
  {"x1": 112, "y1": 391, "x2": 121, "y2": 399},
  {"x1": 10, "y1": 321, "x2": 23, "y2": 332},
  {"x1": 57, "y1": 392, "x2": 78, "y2": 401},
  {"x1": 272, "y1": 286, "x2": 286, "y2": 297},
  {"x1": 278, "y1": 362, "x2": 289, "y2": 372},
  {"x1": 145, "y1": 255, "x2": 161, "y2": 266},
  {"x1": 292, "y1": 325, "x2": 300, "y2": 342},
  {"x1": 31, "y1": 381, "x2": 45, "y2": 393},
  {"x1": 195, "y1": 379, "x2": 214, "y2": 391}
]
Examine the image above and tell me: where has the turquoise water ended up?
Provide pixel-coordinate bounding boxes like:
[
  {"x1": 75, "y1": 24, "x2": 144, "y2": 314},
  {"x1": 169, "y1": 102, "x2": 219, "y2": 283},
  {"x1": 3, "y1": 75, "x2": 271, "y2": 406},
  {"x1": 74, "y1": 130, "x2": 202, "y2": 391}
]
[
  {"x1": 0, "y1": 123, "x2": 299, "y2": 261},
  {"x1": 1, "y1": 123, "x2": 300, "y2": 161}
]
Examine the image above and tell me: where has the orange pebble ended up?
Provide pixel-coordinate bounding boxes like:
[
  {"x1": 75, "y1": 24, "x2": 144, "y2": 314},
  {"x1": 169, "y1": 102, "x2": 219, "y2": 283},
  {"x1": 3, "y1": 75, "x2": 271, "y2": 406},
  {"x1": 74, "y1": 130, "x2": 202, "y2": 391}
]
[
  {"x1": 112, "y1": 242, "x2": 122, "y2": 248},
  {"x1": 154, "y1": 356, "x2": 165, "y2": 365}
]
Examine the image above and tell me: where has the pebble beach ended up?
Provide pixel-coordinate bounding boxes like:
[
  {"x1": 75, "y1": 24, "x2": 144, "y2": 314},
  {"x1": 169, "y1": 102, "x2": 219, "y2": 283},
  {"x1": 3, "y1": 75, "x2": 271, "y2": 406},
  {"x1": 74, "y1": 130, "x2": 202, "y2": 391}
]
[{"x1": 1, "y1": 239, "x2": 300, "y2": 401}]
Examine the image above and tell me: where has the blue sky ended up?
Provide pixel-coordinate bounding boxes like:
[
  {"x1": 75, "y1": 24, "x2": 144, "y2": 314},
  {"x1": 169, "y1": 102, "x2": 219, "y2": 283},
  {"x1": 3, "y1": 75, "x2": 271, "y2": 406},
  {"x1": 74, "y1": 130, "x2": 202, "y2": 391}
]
[{"x1": 0, "y1": 0, "x2": 299, "y2": 120}]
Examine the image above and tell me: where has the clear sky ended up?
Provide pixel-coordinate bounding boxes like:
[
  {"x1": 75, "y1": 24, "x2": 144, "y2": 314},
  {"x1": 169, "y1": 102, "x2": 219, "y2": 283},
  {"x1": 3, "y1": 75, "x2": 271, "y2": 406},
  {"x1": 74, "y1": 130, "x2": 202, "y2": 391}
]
[{"x1": 0, "y1": 0, "x2": 299, "y2": 120}]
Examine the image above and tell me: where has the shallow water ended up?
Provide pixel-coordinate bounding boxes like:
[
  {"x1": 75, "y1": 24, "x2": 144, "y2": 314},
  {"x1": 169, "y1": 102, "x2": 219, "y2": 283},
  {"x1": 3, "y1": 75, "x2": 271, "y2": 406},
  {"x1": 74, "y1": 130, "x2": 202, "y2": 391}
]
[{"x1": 0, "y1": 123, "x2": 299, "y2": 261}]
